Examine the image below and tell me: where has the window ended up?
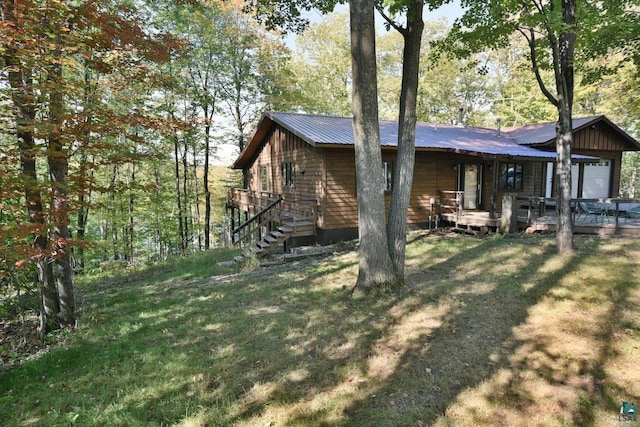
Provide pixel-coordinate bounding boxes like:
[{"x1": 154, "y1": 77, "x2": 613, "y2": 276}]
[
  {"x1": 383, "y1": 160, "x2": 394, "y2": 192},
  {"x1": 259, "y1": 165, "x2": 269, "y2": 192},
  {"x1": 281, "y1": 161, "x2": 295, "y2": 188},
  {"x1": 499, "y1": 162, "x2": 524, "y2": 190}
]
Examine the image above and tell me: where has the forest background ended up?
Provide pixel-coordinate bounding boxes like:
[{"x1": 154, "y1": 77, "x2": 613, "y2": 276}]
[{"x1": 1, "y1": 1, "x2": 640, "y2": 324}]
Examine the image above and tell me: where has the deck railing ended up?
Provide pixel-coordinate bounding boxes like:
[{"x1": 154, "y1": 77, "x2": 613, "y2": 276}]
[
  {"x1": 516, "y1": 196, "x2": 640, "y2": 227},
  {"x1": 226, "y1": 188, "x2": 281, "y2": 215},
  {"x1": 439, "y1": 190, "x2": 464, "y2": 225},
  {"x1": 227, "y1": 188, "x2": 318, "y2": 245},
  {"x1": 231, "y1": 196, "x2": 283, "y2": 247}
]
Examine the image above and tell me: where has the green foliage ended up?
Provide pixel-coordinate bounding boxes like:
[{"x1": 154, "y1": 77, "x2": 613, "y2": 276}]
[
  {"x1": 244, "y1": 0, "x2": 343, "y2": 34},
  {"x1": 290, "y1": 10, "x2": 353, "y2": 116},
  {"x1": 489, "y1": 35, "x2": 558, "y2": 125}
]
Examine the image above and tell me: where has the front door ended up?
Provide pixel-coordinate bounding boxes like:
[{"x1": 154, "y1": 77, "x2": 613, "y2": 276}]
[{"x1": 463, "y1": 164, "x2": 481, "y2": 210}]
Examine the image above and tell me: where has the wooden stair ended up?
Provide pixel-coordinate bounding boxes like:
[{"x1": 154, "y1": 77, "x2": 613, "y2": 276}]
[
  {"x1": 232, "y1": 208, "x2": 317, "y2": 264},
  {"x1": 234, "y1": 226, "x2": 294, "y2": 263}
]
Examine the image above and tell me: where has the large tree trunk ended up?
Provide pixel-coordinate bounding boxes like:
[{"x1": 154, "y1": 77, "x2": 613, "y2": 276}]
[
  {"x1": 3, "y1": 6, "x2": 60, "y2": 332},
  {"x1": 350, "y1": 0, "x2": 398, "y2": 293},
  {"x1": 17, "y1": 84, "x2": 59, "y2": 332},
  {"x1": 553, "y1": 0, "x2": 576, "y2": 254},
  {"x1": 555, "y1": 112, "x2": 574, "y2": 253},
  {"x1": 386, "y1": 0, "x2": 423, "y2": 280},
  {"x1": 47, "y1": 50, "x2": 75, "y2": 327}
]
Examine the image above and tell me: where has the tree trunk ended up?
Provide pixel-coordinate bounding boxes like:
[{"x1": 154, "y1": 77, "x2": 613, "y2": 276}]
[
  {"x1": 203, "y1": 104, "x2": 213, "y2": 250},
  {"x1": 127, "y1": 161, "x2": 135, "y2": 263},
  {"x1": 76, "y1": 146, "x2": 91, "y2": 274},
  {"x1": 555, "y1": 109, "x2": 574, "y2": 253},
  {"x1": 18, "y1": 90, "x2": 59, "y2": 332},
  {"x1": 173, "y1": 133, "x2": 186, "y2": 254},
  {"x1": 3, "y1": 13, "x2": 60, "y2": 332},
  {"x1": 190, "y1": 144, "x2": 202, "y2": 251},
  {"x1": 76, "y1": 162, "x2": 90, "y2": 274},
  {"x1": 630, "y1": 157, "x2": 637, "y2": 197},
  {"x1": 47, "y1": 48, "x2": 75, "y2": 327},
  {"x1": 75, "y1": 62, "x2": 95, "y2": 274},
  {"x1": 182, "y1": 136, "x2": 191, "y2": 250},
  {"x1": 350, "y1": 0, "x2": 398, "y2": 293},
  {"x1": 553, "y1": 0, "x2": 576, "y2": 254},
  {"x1": 387, "y1": 0, "x2": 423, "y2": 280},
  {"x1": 108, "y1": 164, "x2": 120, "y2": 260}
]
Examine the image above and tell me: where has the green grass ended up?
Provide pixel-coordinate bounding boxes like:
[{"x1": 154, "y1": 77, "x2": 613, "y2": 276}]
[{"x1": 1, "y1": 232, "x2": 639, "y2": 426}]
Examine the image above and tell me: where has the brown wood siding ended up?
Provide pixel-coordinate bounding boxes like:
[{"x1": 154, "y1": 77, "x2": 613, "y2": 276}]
[
  {"x1": 324, "y1": 150, "x2": 462, "y2": 229},
  {"x1": 406, "y1": 152, "x2": 457, "y2": 222},
  {"x1": 574, "y1": 126, "x2": 630, "y2": 151},
  {"x1": 324, "y1": 149, "x2": 358, "y2": 229},
  {"x1": 246, "y1": 124, "x2": 325, "y2": 213}
]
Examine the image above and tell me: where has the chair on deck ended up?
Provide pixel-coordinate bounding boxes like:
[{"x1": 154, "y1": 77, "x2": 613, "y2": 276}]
[
  {"x1": 626, "y1": 205, "x2": 640, "y2": 220},
  {"x1": 576, "y1": 202, "x2": 610, "y2": 224}
]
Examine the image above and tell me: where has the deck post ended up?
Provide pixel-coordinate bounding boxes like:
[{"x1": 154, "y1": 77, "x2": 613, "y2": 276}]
[
  {"x1": 490, "y1": 159, "x2": 498, "y2": 219},
  {"x1": 500, "y1": 193, "x2": 518, "y2": 233}
]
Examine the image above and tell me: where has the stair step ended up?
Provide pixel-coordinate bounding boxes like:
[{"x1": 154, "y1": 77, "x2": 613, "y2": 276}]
[
  {"x1": 282, "y1": 220, "x2": 315, "y2": 227},
  {"x1": 249, "y1": 246, "x2": 265, "y2": 256},
  {"x1": 278, "y1": 226, "x2": 293, "y2": 233},
  {"x1": 256, "y1": 240, "x2": 270, "y2": 249},
  {"x1": 264, "y1": 235, "x2": 278, "y2": 243},
  {"x1": 270, "y1": 231, "x2": 286, "y2": 239}
]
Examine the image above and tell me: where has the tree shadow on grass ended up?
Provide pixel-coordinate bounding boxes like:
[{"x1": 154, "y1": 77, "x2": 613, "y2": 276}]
[
  {"x1": 320, "y1": 235, "x2": 607, "y2": 426},
  {"x1": 216, "y1": 234, "x2": 565, "y2": 425},
  {"x1": 2, "y1": 235, "x2": 637, "y2": 426}
]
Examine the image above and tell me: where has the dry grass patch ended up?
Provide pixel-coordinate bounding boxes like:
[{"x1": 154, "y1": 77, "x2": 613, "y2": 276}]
[{"x1": 0, "y1": 233, "x2": 638, "y2": 426}]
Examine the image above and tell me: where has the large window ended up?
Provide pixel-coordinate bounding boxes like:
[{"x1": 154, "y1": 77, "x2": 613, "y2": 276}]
[
  {"x1": 499, "y1": 162, "x2": 524, "y2": 190},
  {"x1": 281, "y1": 161, "x2": 295, "y2": 188}
]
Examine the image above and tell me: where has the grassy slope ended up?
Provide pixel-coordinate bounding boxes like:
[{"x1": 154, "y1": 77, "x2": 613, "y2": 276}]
[{"x1": 0, "y1": 233, "x2": 639, "y2": 426}]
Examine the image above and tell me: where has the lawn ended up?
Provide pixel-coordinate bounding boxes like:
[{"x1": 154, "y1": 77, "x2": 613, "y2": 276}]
[{"x1": 1, "y1": 232, "x2": 639, "y2": 426}]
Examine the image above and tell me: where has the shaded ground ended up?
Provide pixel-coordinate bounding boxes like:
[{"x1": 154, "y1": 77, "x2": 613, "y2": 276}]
[{"x1": 0, "y1": 232, "x2": 638, "y2": 426}]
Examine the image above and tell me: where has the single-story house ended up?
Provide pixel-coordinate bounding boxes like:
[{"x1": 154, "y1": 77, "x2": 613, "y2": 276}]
[{"x1": 227, "y1": 111, "x2": 640, "y2": 246}]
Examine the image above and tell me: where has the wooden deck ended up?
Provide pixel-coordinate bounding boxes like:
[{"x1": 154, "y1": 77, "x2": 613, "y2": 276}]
[
  {"x1": 525, "y1": 212, "x2": 640, "y2": 236},
  {"x1": 441, "y1": 208, "x2": 640, "y2": 236}
]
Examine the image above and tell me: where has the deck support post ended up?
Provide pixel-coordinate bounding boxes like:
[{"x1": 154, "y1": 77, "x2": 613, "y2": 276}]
[
  {"x1": 490, "y1": 159, "x2": 498, "y2": 219},
  {"x1": 500, "y1": 193, "x2": 518, "y2": 234}
]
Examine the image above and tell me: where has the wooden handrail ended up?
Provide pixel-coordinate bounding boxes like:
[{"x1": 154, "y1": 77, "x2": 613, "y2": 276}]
[{"x1": 232, "y1": 196, "x2": 282, "y2": 236}]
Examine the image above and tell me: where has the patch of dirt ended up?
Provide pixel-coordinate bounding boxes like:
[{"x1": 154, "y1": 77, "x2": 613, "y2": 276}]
[{"x1": 0, "y1": 311, "x2": 52, "y2": 371}]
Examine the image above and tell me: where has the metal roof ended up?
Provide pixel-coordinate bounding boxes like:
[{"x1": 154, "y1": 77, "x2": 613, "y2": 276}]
[
  {"x1": 503, "y1": 116, "x2": 600, "y2": 145},
  {"x1": 233, "y1": 111, "x2": 605, "y2": 168},
  {"x1": 266, "y1": 111, "x2": 588, "y2": 160}
]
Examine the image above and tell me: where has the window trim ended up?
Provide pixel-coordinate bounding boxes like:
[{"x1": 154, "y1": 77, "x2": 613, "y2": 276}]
[
  {"x1": 281, "y1": 160, "x2": 295, "y2": 188},
  {"x1": 499, "y1": 162, "x2": 524, "y2": 191}
]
